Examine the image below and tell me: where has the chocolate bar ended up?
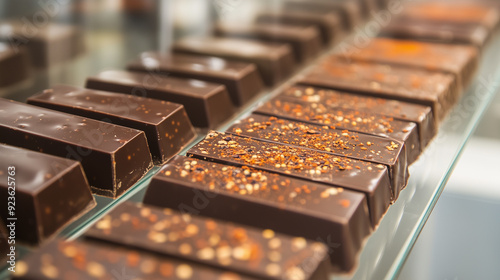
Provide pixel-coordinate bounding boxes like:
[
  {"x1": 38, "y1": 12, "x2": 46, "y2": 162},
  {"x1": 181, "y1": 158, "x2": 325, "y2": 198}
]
[
  {"x1": 299, "y1": 57, "x2": 458, "y2": 122},
  {"x1": 0, "y1": 99, "x2": 153, "y2": 198},
  {"x1": 0, "y1": 21, "x2": 84, "y2": 68},
  {"x1": 85, "y1": 202, "x2": 331, "y2": 279},
  {"x1": 255, "y1": 97, "x2": 422, "y2": 163},
  {"x1": 0, "y1": 43, "x2": 29, "y2": 87},
  {"x1": 255, "y1": 10, "x2": 341, "y2": 44},
  {"x1": 127, "y1": 52, "x2": 264, "y2": 106},
  {"x1": 214, "y1": 23, "x2": 322, "y2": 62},
  {"x1": 283, "y1": 0, "x2": 362, "y2": 31},
  {"x1": 228, "y1": 114, "x2": 408, "y2": 199},
  {"x1": 188, "y1": 131, "x2": 392, "y2": 225},
  {"x1": 380, "y1": 19, "x2": 490, "y2": 48},
  {"x1": 172, "y1": 37, "x2": 296, "y2": 86},
  {"x1": 344, "y1": 38, "x2": 479, "y2": 89},
  {"x1": 399, "y1": 2, "x2": 500, "y2": 30},
  {"x1": 144, "y1": 155, "x2": 371, "y2": 271},
  {"x1": 11, "y1": 239, "x2": 260, "y2": 280},
  {"x1": 27, "y1": 85, "x2": 196, "y2": 164},
  {"x1": 279, "y1": 86, "x2": 436, "y2": 148},
  {"x1": 86, "y1": 70, "x2": 235, "y2": 128},
  {"x1": 0, "y1": 144, "x2": 95, "y2": 245}
]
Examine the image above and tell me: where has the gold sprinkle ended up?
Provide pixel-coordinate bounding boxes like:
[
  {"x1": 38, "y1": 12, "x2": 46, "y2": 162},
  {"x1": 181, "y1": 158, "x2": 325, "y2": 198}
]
[
  {"x1": 148, "y1": 231, "x2": 168, "y2": 243},
  {"x1": 262, "y1": 229, "x2": 275, "y2": 239},
  {"x1": 286, "y1": 267, "x2": 306, "y2": 280},
  {"x1": 62, "y1": 245, "x2": 78, "y2": 257},
  {"x1": 176, "y1": 264, "x2": 193, "y2": 279},
  {"x1": 268, "y1": 251, "x2": 282, "y2": 262},
  {"x1": 120, "y1": 213, "x2": 131, "y2": 222},
  {"x1": 12, "y1": 261, "x2": 28, "y2": 276},
  {"x1": 41, "y1": 265, "x2": 59, "y2": 279},
  {"x1": 232, "y1": 246, "x2": 251, "y2": 261},
  {"x1": 140, "y1": 259, "x2": 156, "y2": 274},
  {"x1": 140, "y1": 208, "x2": 151, "y2": 217},
  {"x1": 87, "y1": 262, "x2": 106, "y2": 278},
  {"x1": 197, "y1": 247, "x2": 215, "y2": 260},
  {"x1": 268, "y1": 238, "x2": 281, "y2": 249},
  {"x1": 266, "y1": 263, "x2": 281, "y2": 276},
  {"x1": 179, "y1": 243, "x2": 192, "y2": 255},
  {"x1": 186, "y1": 224, "x2": 199, "y2": 235},
  {"x1": 292, "y1": 237, "x2": 307, "y2": 251}
]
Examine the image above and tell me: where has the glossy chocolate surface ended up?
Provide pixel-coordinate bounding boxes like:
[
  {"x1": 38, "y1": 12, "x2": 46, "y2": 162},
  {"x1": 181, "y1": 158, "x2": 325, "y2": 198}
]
[
  {"x1": 345, "y1": 38, "x2": 479, "y2": 89},
  {"x1": 86, "y1": 202, "x2": 331, "y2": 279},
  {"x1": 380, "y1": 19, "x2": 490, "y2": 48},
  {"x1": 255, "y1": 97, "x2": 421, "y2": 163},
  {"x1": 279, "y1": 85, "x2": 436, "y2": 147},
  {"x1": 173, "y1": 37, "x2": 296, "y2": 86},
  {"x1": 0, "y1": 99, "x2": 153, "y2": 198},
  {"x1": 0, "y1": 43, "x2": 29, "y2": 87},
  {"x1": 0, "y1": 144, "x2": 95, "y2": 245},
  {"x1": 27, "y1": 85, "x2": 196, "y2": 164},
  {"x1": 86, "y1": 70, "x2": 235, "y2": 128},
  {"x1": 12, "y1": 239, "x2": 260, "y2": 280},
  {"x1": 127, "y1": 52, "x2": 264, "y2": 106},
  {"x1": 255, "y1": 10, "x2": 341, "y2": 44},
  {"x1": 228, "y1": 114, "x2": 408, "y2": 199},
  {"x1": 187, "y1": 131, "x2": 392, "y2": 225},
  {"x1": 299, "y1": 56, "x2": 457, "y2": 122},
  {"x1": 283, "y1": 0, "x2": 362, "y2": 31},
  {"x1": 0, "y1": 21, "x2": 84, "y2": 68},
  {"x1": 144, "y1": 155, "x2": 371, "y2": 271},
  {"x1": 400, "y1": 2, "x2": 500, "y2": 29},
  {"x1": 214, "y1": 23, "x2": 322, "y2": 62}
]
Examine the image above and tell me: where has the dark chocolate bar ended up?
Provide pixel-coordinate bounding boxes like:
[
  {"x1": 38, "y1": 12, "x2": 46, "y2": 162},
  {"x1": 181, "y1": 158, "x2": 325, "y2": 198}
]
[
  {"x1": 283, "y1": 0, "x2": 362, "y2": 31},
  {"x1": 0, "y1": 43, "x2": 29, "y2": 87},
  {"x1": 344, "y1": 38, "x2": 479, "y2": 89},
  {"x1": 27, "y1": 85, "x2": 196, "y2": 164},
  {"x1": 299, "y1": 56, "x2": 457, "y2": 122},
  {"x1": 279, "y1": 85, "x2": 436, "y2": 148},
  {"x1": 214, "y1": 23, "x2": 322, "y2": 62},
  {"x1": 255, "y1": 10, "x2": 341, "y2": 44},
  {"x1": 0, "y1": 21, "x2": 84, "y2": 68},
  {"x1": 144, "y1": 155, "x2": 371, "y2": 271},
  {"x1": 85, "y1": 70, "x2": 235, "y2": 128},
  {"x1": 0, "y1": 99, "x2": 153, "y2": 198},
  {"x1": 127, "y1": 52, "x2": 264, "y2": 106},
  {"x1": 11, "y1": 239, "x2": 260, "y2": 280},
  {"x1": 399, "y1": 2, "x2": 500, "y2": 30},
  {"x1": 0, "y1": 144, "x2": 95, "y2": 245},
  {"x1": 172, "y1": 37, "x2": 296, "y2": 86},
  {"x1": 380, "y1": 19, "x2": 490, "y2": 48},
  {"x1": 254, "y1": 97, "x2": 421, "y2": 163},
  {"x1": 228, "y1": 114, "x2": 408, "y2": 199},
  {"x1": 187, "y1": 131, "x2": 392, "y2": 225},
  {"x1": 86, "y1": 202, "x2": 331, "y2": 279}
]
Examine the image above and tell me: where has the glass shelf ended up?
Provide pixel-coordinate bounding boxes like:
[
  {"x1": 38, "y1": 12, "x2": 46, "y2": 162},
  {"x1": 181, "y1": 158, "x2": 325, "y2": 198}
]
[{"x1": 2, "y1": 4, "x2": 500, "y2": 280}]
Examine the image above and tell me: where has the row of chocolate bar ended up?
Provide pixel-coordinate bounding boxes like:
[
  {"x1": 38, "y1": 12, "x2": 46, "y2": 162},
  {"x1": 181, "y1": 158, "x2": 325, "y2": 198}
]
[{"x1": 3, "y1": 0, "x2": 500, "y2": 279}]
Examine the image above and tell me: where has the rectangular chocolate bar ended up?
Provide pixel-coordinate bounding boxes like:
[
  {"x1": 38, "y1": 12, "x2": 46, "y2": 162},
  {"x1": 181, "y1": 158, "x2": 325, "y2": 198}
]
[
  {"x1": 127, "y1": 52, "x2": 264, "y2": 106},
  {"x1": 283, "y1": 0, "x2": 362, "y2": 31},
  {"x1": 214, "y1": 23, "x2": 322, "y2": 62},
  {"x1": 254, "y1": 97, "x2": 421, "y2": 163},
  {"x1": 172, "y1": 37, "x2": 296, "y2": 86},
  {"x1": 299, "y1": 55, "x2": 457, "y2": 121},
  {"x1": 228, "y1": 114, "x2": 408, "y2": 199},
  {"x1": 27, "y1": 85, "x2": 196, "y2": 164},
  {"x1": 344, "y1": 38, "x2": 479, "y2": 89},
  {"x1": 255, "y1": 10, "x2": 341, "y2": 44},
  {"x1": 0, "y1": 144, "x2": 96, "y2": 245},
  {"x1": 85, "y1": 70, "x2": 235, "y2": 128},
  {"x1": 85, "y1": 202, "x2": 331, "y2": 279},
  {"x1": 0, "y1": 43, "x2": 30, "y2": 87},
  {"x1": 279, "y1": 86, "x2": 436, "y2": 149},
  {"x1": 0, "y1": 21, "x2": 84, "y2": 68},
  {"x1": 188, "y1": 131, "x2": 392, "y2": 225},
  {"x1": 380, "y1": 19, "x2": 490, "y2": 48},
  {"x1": 400, "y1": 2, "x2": 500, "y2": 30},
  {"x1": 0, "y1": 99, "x2": 153, "y2": 198},
  {"x1": 12, "y1": 239, "x2": 260, "y2": 280},
  {"x1": 144, "y1": 155, "x2": 371, "y2": 271}
]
